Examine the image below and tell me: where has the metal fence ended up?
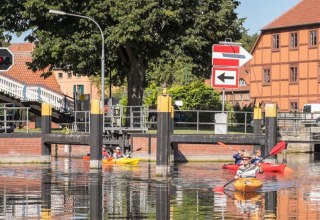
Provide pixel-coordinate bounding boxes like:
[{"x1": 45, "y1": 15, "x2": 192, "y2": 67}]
[
  {"x1": 53, "y1": 107, "x2": 255, "y2": 135},
  {"x1": 0, "y1": 104, "x2": 30, "y2": 133}
]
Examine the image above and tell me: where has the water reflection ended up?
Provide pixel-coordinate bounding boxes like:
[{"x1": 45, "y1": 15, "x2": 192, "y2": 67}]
[{"x1": 0, "y1": 157, "x2": 319, "y2": 219}]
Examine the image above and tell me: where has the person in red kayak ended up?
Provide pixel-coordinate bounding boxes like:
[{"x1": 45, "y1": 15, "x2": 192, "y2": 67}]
[
  {"x1": 234, "y1": 152, "x2": 263, "y2": 179},
  {"x1": 233, "y1": 149, "x2": 245, "y2": 164},
  {"x1": 113, "y1": 147, "x2": 124, "y2": 159},
  {"x1": 251, "y1": 150, "x2": 263, "y2": 165}
]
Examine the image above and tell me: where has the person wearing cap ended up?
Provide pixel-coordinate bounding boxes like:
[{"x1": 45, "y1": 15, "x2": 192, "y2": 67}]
[
  {"x1": 233, "y1": 149, "x2": 245, "y2": 164},
  {"x1": 251, "y1": 150, "x2": 263, "y2": 165},
  {"x1": 234, "y1": 152, "x2": 263, "y2": 179},
  {"x1": 113, "y1": 147, "x2": 124, "y2": 159}
]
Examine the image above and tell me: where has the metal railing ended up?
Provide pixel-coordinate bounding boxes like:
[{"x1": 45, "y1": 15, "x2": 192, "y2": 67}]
[
  {"x1": 173, "y1": 110, "x2": 254, "y2": 134},
  {"x1": 0, "y1": 104, "x2": 30, "y2": 133},
  {"x1": 0, "y1": 73, "x2": 74, "y2": 113}
]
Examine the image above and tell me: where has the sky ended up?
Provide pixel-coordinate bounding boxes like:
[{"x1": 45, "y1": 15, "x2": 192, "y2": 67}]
[
  {"x1": 11, "y1": 0, "x2": 301, "y2": 43},
  {"x1": 237, "y1": 0, "x2": 301, "y2": 35}
]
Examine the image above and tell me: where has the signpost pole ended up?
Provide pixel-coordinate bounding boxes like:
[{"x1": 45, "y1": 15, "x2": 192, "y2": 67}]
[{"x1": 222, "y1": 88, "x2": 225, "y2": 112}]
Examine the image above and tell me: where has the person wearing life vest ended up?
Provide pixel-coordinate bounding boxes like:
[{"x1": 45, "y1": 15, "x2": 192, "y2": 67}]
[
  {"x1": 251, "y1": 150, "x2": 263, "y2": 165},
  {"x1": 102, "y1": 146, "x2": 110, "y2": 158},
  {"x1": 113, "y1": 147, "x2": 124, "y2": 159},
  {"x1": 234, "y1": 152, "x2": 263, "y2": 179},
  {"x1": 233, "y1": 149, "x2": 245, "y2": 164}
]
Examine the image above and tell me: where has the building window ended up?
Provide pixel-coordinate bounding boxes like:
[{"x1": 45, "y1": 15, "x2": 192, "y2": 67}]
[
  {"x1": 58, "y1": 72, "x2": 63, "y2": 79},
  {"x1": 263, "y1": 68, "x2": 271, "y2": 84},
  {"x1": 76, "y1": 73, "x2": 81, "y2": 78},
  {"x1": 67, "y1": 73, "x2": 72, "y2": 79},
  {"x1": 272, "y1": 34, "x2": 280, "y2": 49},
  {"x1": 310, "y1": 30, "x2": 317, "y2": 46},
  {"x1": 290, "y1": 66, "x2": 298, "y2": 82},
  {"x1": 290, "y1": 32, "x2": 298, "y2": 48},
  {"x1": 239, "y1": 78, "x2": 247, "y2": 86},
  {"x1": 290, "y1": 102, "x2": 298, "y2": 112}
]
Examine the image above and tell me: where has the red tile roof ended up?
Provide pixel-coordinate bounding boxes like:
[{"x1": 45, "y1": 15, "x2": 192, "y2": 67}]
[
  {"x1": 262, "y1": 0, "x2": 320, "y2": 31},
  {"x1": 5, "y1": 43, "x2": 61, "y2": 92}
]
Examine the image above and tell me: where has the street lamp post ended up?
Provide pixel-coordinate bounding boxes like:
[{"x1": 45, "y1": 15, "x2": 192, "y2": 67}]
[
  {"x1": 48, "y1": 9, "x2": 105, "y2": 105},
  {"x1": 49, "y1": 9, "x2": 105, "y2": 169}
]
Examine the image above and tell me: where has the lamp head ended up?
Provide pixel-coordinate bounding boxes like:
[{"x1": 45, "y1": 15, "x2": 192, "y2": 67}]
[{"x1": 49, "y1": 9, "x2": 67, "y2": 15}]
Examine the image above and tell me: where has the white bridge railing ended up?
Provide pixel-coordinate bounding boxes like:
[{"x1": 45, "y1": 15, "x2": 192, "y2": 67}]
[{"x1": 0, "y1": 73, "x2": 74, "y2": 113}]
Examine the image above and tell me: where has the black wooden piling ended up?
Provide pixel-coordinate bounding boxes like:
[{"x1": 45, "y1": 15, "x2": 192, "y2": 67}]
[
  {"x1": 41, "y1": 103, "x2": 52, "y2": 159},
  {"x1": 156, "y1": 88, "x2": 172, "y2": 176},
  {"x1": 265, "y1": 103, "x2": 278, "y2": 161},
  {"x1": 89, "y1": 100, "x2": 103, "y2": 169}
]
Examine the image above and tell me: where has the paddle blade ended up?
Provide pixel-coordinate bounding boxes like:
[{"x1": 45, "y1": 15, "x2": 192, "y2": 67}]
[
  {"x1": 212, "y1": 186, "x2": 225, "y2": 193},
  {"x1": 269, "y1": 141, "x2": 286, "y2": 155},
  {"x1": 107, "y1": 157, "x2": 113, "y2": 161}
]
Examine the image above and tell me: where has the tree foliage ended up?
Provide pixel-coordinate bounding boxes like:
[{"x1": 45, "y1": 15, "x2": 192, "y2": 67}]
[
  {"x1": 239, "y1": 32, "x2": 259, "y2": 52},
  {"x1": 0, "y1": 0, "x2": 245, "y2": 105}
]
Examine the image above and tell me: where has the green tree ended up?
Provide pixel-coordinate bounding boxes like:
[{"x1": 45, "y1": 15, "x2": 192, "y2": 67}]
[
  {"x1": 0, "y1": 0, "x2": 245, "y2": 106},
  {"x1": 239, "y1": 32, "x2": 259, "y2": 52},
  {"x1": 169, "y1": 81, "x2": 221, "y2": 110}
]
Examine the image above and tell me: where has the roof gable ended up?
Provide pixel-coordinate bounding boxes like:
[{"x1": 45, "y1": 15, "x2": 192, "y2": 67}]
[
  {"x1": 5, "y1": 43, "x2": 61, "y2": 92},
  {"x1": 262, "y1": 0, "x2": 320, "y2": 31}
]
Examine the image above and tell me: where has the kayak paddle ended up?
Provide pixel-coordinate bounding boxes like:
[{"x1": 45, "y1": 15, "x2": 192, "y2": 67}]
[
  {"x1": 213, "y1": 141, "x2": 286, "y2": 193},
  {"x1": 217, "y1": 142, "x2": 237, "y2": 151}
]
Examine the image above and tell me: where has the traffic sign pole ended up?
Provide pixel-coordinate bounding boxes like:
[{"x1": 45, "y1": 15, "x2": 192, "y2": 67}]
[{"x1": 211, "y1": 40, "x2": 253, "y2": 112}]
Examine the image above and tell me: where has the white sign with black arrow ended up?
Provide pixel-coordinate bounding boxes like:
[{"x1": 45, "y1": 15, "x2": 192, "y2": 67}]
[{"x1": 211, "y1": 67, "x2": 239, "y2": 88}]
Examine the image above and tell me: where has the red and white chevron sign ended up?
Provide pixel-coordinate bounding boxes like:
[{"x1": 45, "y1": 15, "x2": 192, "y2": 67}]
[{"x1": 212, "y1": 44, "x2": 252, "y2": 67}]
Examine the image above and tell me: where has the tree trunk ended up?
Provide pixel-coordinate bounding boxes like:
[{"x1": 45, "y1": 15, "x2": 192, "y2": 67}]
[{"x1": 124, "y1": 44, "x2": 145, "y2": 106}]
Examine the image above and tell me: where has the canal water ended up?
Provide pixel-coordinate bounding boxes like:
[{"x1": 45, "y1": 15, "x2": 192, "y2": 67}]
[{"x1": 0, "y1": 154, "x2": 320, "y2": 219}]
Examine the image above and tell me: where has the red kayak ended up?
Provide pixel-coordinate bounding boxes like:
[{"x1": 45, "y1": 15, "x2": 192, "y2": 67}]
[
  {"x1": 222, "y1": 163, "x2": 286, "y2": 173},
  {"x1": 261, "y1": 162, "x2": 286, "y2": 173}
]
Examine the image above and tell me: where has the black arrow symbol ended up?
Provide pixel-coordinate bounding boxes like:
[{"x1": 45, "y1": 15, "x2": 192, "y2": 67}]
[{"x1": 217, "y1": 72, "x2": 234, "y2": 82}]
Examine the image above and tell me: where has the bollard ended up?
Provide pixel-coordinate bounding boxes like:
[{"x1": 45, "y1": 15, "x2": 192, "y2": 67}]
[
  {"x1": 89, "y1": 100, "x2": 103, "y2": 169},
  {"x1": 264, "y1": 103, "x2": 277, "y2": 162},
  {"x1": 253, "y1": 103, "x2": 262, "y2": 135},
  {"x1": 41, "y1": 103, "x2": 52, "y2": 161},
  {"x1": 156, "y1": 88, "x2": 172, "y2": 176}
]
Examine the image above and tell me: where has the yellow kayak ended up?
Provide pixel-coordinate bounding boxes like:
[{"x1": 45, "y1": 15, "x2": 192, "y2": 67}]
[
  {"x1": 234, "y1": 178, "x2": 263, "y2": 192},
  {"x1": 102, "y1": 158, "x2": 140, "y2": 165}
]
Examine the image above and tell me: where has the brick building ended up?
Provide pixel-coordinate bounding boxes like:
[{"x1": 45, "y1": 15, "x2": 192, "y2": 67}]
[{"x1": 250, "y1": 0, "x2": 320, "y2": 111}]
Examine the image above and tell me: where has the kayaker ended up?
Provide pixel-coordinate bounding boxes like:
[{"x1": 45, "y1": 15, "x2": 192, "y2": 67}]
[
  {"x1": 102, "y1": 146, "x2": 110, "y2": 158},
  {"x1": 233, "y1": 149, "x2": 245, "y2": 164},
  {"x1": 234, "y1": 153, "x2": 263, "y2": 179},
  {"x1": 251, "y1": 150, "x2": 263, "y2": 165},
  {"x1": 113, "y1": 147, "x2": 124, "y2": 159}
]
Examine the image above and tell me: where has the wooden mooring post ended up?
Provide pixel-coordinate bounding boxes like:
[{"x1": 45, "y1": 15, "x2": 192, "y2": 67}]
[
  {"x1": 41, "y1": 103, "x2": 52, "y2": 162},
  {"x1": 89, "y1": 100, "x2": 103, "y2": 169},
  {"x1": 156, "y1": 88, "x2": 172, "y2": 176},
  {"x1": 265, "y1": 103, "x2": 278, "y2": 162}
]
